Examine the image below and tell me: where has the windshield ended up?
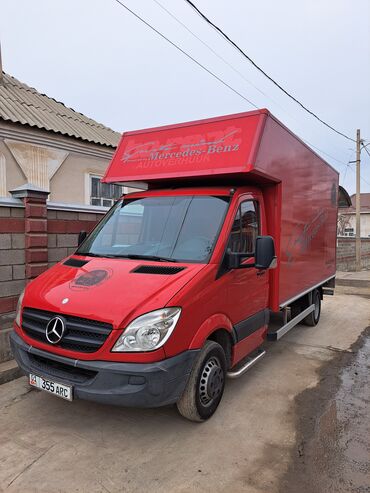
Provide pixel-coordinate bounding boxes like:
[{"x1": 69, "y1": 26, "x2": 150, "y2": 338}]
[{"x1": 77, "y1": 195, "x2": 229, "y2": 263}]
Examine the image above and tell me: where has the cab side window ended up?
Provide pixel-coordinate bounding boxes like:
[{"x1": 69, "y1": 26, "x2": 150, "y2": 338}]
[{"x1": 228, "y1": 201, "x2": 259, "y2": 254}]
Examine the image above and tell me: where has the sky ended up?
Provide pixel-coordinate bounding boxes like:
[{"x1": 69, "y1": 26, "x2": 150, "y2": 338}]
[{"x1": 1, "y1": 0, "x2": 369, "y2": 194}]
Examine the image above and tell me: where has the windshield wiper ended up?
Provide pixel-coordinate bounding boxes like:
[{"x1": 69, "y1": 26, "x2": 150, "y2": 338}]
[
  {"x1": 78, "y1": 252, "x2": 178, "y2": 262},
  {"x1": 122, "y1": 254, "x2": 178, "y2": 263},
  {"x1": 79, "y1": 252, "x2": 117, "y2": 259}
]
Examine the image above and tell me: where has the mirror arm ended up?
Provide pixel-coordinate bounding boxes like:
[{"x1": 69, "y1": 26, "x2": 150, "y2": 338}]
[
  {"x1": 237, "y1": 252, "x2": 254, "y2": 268},
  {"x1": 238, "y1": 262, "x2": 255, "y2": 269},
  {"x1": 78, "y1": 230, "x2": 87, "y2": 247}
]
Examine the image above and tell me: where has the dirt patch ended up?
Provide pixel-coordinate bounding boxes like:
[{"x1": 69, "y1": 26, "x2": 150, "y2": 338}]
[{"x1": 279, "y1": 326, "x2": 370, "y2": 493}]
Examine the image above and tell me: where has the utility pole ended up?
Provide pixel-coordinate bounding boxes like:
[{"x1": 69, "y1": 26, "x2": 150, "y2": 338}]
[{"x1": 355, "y1": 129, "x2": 361, "y2": 271}]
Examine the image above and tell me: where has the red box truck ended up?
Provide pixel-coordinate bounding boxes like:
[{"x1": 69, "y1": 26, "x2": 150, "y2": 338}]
[{"x1": 11, "y1": 109, "x2": 338, "y2": 421}]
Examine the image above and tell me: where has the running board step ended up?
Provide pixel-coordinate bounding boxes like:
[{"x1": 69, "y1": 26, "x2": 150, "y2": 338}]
[
  {"x1": 227, "y1": 349, "x2": 266, "y2": 379},
  {"x1": 267, "y1": 304, "x2": 315, "y2": 341}
]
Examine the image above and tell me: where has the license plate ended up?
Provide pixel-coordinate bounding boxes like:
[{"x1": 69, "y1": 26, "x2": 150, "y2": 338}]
[{"x1": 29, "y1": 373, "x2": 73, "y2": 401}]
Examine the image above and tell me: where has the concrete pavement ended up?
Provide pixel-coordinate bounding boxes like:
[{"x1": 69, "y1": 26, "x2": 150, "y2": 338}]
[{"x1": 0, "y1": 289, "x2": 369, "y2": 493}]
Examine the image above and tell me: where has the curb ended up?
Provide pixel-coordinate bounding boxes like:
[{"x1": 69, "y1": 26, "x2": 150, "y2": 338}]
[
  {"x1": 336, "y1": 278, "x2": 370, "y2": 288},
  {"x1": 0, "y1": 359, "x2": 22, "y2": 385}
]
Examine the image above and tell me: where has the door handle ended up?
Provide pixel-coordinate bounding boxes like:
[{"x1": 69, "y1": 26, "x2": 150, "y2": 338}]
[{"x1": 256, "y1": 270, "x2": 266, "y2": 276}]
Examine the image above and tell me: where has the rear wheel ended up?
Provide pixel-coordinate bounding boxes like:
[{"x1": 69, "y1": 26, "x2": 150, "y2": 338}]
[
  {"x1": 303, "y1": 289, "x2": 321, "y2": 326},
  {"x1": 176, "y1": 340, "x2": 226, "y2": 422},
  {"x1": 290, "y1": 288, "x2": 321, "y2": 326}
]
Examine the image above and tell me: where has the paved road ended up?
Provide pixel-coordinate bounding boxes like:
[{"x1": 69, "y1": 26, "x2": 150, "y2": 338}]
[{"x1": 0, "y1": 290, "x2": 369, "y2": 493}]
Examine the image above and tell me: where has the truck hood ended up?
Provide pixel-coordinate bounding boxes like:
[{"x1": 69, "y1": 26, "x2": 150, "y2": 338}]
[{"x1": 23, "y1": 256, "x2": 205, "y2": 328}]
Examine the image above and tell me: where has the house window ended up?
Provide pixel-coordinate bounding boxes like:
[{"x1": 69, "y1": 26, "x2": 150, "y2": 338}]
[{"x1": 90, "y1": 175, "x2": 124, "y2": 207}]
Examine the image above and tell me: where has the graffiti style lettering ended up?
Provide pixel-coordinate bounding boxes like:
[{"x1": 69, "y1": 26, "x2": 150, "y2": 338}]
[
  {"x1": 286, "y1": 209, "x2": 328, "y2": 263},
  {"x1": 121, "y1": 128, "x2": 242, "y2": 164}
]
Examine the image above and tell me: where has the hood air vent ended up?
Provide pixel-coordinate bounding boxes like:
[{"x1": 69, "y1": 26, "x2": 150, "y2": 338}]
[
  {"x1": 132, "y1": 265, "x2": 185, "y2": 275},
  {"x1": 63, "y1": 258, "x2": 90, "y2": 268}
]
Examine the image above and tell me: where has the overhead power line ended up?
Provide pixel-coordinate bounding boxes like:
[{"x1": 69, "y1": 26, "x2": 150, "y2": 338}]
[
  {"x1": 347, "y1": 162, "x2": 370, "y2": 187},
  {"x1": 303, "y1": 141, "x2": 349, "y2": 167},
  {"x1": 340, "y1": 150, "x2": 356, "y2": 186},
  {"x1": 341, "y1": 162, "x2": 350, "y2": 185},
  {"x1": 152, "y1": 0, "x2": 353, "y2": 166},
  {"x1": 151, "y1": 0, "x2": 352, "y2": 170},
  {"x1": 112, "y1": 0, "x2": 355, "y2": 170},
  {"x1": 362, "y1": 144, "x2": 370, "y2": 159},
  {"x1": 183, "y1": 0, "x2": 356, "y2": 143},
  {"x1": 152, "y1": 0, "x2": 288, "y2": 115},
  {"x1": 112, "y1": 0, "x2": 258, "y2": 109}
]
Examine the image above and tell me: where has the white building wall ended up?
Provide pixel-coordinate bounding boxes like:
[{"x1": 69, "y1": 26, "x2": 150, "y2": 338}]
[{"x1": 339, "y1": 213, "x2": 370, "y2": 238}]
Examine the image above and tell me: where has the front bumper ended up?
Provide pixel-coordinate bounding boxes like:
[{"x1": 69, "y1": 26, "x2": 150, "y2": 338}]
[{"x1": 10, "y1": 331, "x2": 199, "y2": 408}]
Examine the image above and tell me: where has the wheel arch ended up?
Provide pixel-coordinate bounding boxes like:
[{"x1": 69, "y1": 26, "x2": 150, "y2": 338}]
[
  {"x1": 207, "y1": 328, "x2": 234, "y2": 369},
  {"x1": 290, "y1": 286, "x2": 323, "y2": 311},
  {"x1": 188, "y1": 313, "x2": 235, "y2": 370}
]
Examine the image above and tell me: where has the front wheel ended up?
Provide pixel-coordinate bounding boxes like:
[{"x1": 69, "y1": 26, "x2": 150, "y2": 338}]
[{"x1": 176, "y1": 340, "x2": 226, "y2": 422}]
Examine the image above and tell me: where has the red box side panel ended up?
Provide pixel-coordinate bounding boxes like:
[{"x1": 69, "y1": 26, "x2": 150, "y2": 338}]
[{"x1": 255, "y1": 116, "x2": 338, "y2": 308}]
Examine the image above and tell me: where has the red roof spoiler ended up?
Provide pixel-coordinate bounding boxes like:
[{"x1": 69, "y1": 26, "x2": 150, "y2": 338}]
[{"x1": 103, "y1": 109, "x2": 268, "y2": 185}]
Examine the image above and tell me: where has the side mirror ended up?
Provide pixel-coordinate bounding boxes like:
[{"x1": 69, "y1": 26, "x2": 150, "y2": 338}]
[
  {"x1": 78, "y1": 230, "x2": 87, "y2": 246},
  {"x1": 225, "y1": 236, "x2": 277, "y2": 270},
  {"x1": 255, "y1": 236, "x2": 277, "y2": 270}
]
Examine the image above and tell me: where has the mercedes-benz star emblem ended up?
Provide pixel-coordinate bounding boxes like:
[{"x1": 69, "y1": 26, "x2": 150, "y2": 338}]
[{"x1": 45, "y1": 316, "x2": 66, "y2": 344}]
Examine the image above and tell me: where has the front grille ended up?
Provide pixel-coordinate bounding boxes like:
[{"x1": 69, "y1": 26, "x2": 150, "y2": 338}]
[
  {"x1": 22, "y1": 307, "x2": 112, "y2": 353},
  {"x1": 28, "y1": 353, "x2": 97, "y2": 384}
]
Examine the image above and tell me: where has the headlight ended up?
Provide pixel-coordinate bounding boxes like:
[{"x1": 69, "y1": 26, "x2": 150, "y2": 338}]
[
  {"x1": 112, "y1": 307, "x2": 181, "y2": 352},
  {"x1": 15, "y1": 289, "x2": 25, "y2": 327}
]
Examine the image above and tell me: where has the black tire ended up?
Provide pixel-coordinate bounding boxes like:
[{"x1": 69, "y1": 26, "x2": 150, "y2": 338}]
[
  {"x1": 303, "y1": 289, "x2": 321, "y2": 326},
  {"x1": 290, "y1": 304, "x2": 301, "y2": 320},
  {"x1": 176, "y1": 340, "x2": 226, "y2": 422}
]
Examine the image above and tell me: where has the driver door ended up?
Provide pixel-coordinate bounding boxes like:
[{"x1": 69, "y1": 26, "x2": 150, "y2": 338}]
[{"x1": 226, "y1": 196, "x2": 269, "y2": 337}]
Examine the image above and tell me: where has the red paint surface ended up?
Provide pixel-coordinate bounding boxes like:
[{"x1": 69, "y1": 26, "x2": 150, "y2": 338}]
[
  {"x1": 232, "y1": 326, "x2": 268, "y2": 366},
  {"x1": 254, "y1": 116, "x2": 338, "y2": 308}
]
